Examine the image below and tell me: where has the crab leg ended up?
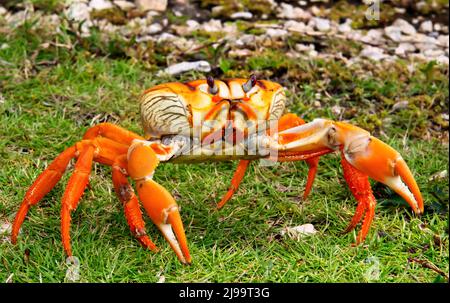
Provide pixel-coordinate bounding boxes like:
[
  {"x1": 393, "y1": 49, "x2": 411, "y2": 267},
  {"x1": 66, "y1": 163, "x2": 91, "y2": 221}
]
[
  {"x1": 11, "y1": 146, "x2": 77, "y2": 244},
  {"x1": 127, "y1": 141, "x2": 191, "y2": 264},
  {"x1": 112, "y1": 155, "x2": 158, "y2": 252},
  {"x1": 341, "y1": 152, "x2": 377, "y2": 243},
  {"x1": 83, "y1": 122, "x2": 145, "y2": 144},
  {"x1": 217, "y1": 160, "x2": 251, "y2": 209},
  {"x1": 61, "y1": 145, "x2": 95, "y2": 256}
]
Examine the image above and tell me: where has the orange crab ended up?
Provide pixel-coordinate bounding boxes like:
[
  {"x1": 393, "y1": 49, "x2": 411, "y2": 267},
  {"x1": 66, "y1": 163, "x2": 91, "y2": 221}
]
[{"x1": 11, "y1": 76, "x2": 423, "y2": 264}]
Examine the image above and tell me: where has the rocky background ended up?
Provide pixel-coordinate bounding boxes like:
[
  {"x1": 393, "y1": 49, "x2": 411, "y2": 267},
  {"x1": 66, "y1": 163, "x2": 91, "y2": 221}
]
[{"x1": 0, "y1": 0, "x2": 449, "y2": 140}]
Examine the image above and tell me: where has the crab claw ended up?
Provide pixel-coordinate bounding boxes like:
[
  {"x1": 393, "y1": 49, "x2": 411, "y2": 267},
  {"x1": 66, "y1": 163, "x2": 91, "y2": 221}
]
[
  {"x1": 136, "y1": 179, "x2": 191, "y2": 264},
  {"x1": 334, "y1": 121, "x2": 424, "y2": 214}
]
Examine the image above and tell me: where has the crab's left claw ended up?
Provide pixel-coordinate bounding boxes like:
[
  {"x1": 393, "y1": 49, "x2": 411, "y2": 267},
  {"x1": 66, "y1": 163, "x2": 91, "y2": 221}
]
[{"x1": 128, "y1": 142, "x2": 191, "y2": 264}]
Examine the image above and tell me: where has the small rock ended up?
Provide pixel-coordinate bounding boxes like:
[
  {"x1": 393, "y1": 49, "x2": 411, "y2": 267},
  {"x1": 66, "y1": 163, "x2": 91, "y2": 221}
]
[
  {"x1": 135, "y1": 0, "x2": 167, "y2": 12},
  {"x1": 420, "y1": 20, "x2": 433, "y2": 33},
  {"x1": 429, "y1": 170, "x2": 448, "y2": 181},
  {"x1": 338, "y1": 19, "x2": 352, "y2": 33},
  {"x1": 313, "y1": 17, "x2": 330, "y2": 32},
  {"x1": 434, "y1": 23, "x2": 442, "y2": 32},
  {"x1": 65, "y1": 2, "x2": 91, "y2": 22},
  {"x1": 284, "y1": 20, "x2": 306, "y2": 33},
  {"x1": 392, "y1": 100, "x2": 409, "y2": 111},
  {"x1": 313, "y1": 100, "x2": 321, "y2": 107},
  {"x1": 385, "y1": 26, "x2": 403, "y2": 42},
  {"x1": 277, "y1": 3, "x2": 311, "y2": 20},
  {"x1": 159, "y1": 61, "x2": 211, "y2": 76},
  {"x1": 144, "y1": 23, "x2": 162, "y2": 34},
  {"x1": 360, "y1": 29, "x2": 383, "y2": 44},
  {"x1": 113, "y1": 0, "x2": 136, "y2": 11},
  {"x1": 229, "y1": 49, "x2": 253, "y2": 58},
  {"x1": 90, "y1": 0, "x2": 113, "y2": 10},
  {"x1": 295, "y1": 43, "x2": 314, "y2": 52},
  {"x1": 436, "y1": 55, "x2": 449, "y2": 65},
  {"x1": 157, "y1": 32, "x2": 177, "y2": 42},
  {"x1": 265, "y1": 28, "x2": 288, "y2": 38},
  {"x1": 281, "y1": 224, "x2": 317, "y2": 239},
  {"x1": 201, "y1": 19, "x2": 222, "y2": 32},
  {"x1": 438, "y1": 35, "x2": 449, "y2": 48},
  {"x1": 393, "y1": 19, "x2": 416, "y2": 36},
  {"x1": 331, "y1": 105, "x2": 343, "y2": 116},
  {"x1": 0, "y1": 6, "x2": 6, "y2": 15},
  {"x1": 360, "y1": 45, "x2": 387, "y2": 61},
  {"x1": 395, "y1": 43, "x2": 416, "y2": 56},
  {"x1": 230, "y1": 11, "x2": 253, "y2": 20},
  {"x1": 235, "y1": 34, "x2": 256, "y2": 47}
]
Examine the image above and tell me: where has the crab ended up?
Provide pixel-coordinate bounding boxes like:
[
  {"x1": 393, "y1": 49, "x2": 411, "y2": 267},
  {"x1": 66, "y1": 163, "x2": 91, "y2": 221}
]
[{"x1": 11, "y1": 75, "x2": 423, "y2": 264}]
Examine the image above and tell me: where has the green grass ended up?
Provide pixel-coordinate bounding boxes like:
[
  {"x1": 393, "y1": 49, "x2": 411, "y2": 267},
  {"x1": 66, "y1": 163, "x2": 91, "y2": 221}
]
[{"x1": 0, "y1": 14, "x2": 448, "y2": 283}]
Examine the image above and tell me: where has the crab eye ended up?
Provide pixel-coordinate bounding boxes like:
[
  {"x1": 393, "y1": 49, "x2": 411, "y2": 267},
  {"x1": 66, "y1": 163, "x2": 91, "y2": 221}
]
[
  {"x1": 206, "y1": 76, "x2": 219, "y2": 95},
  {"x1": 242, "y1": 74, "x2": 257, "y2": 93}
]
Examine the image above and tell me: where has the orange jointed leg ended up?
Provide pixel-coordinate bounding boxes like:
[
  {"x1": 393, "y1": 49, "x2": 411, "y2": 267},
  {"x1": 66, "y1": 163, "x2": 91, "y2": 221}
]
[
  {"x1": 61, "y1": 145, "x2": 95, "y2": 256},
  {"x1": 11, "y1": 146, "x2": 77, "y2": 244},
  {"x1": 217, "y1": 160, "x2": 251, "y2": 209},
  {"x1": 128, "y1": 142, "x2": 191, "y2": 264},
  {"x1": 112, "y1": 155, "x2": 157, "y2": 251},
  {"x1": 83, "y1": 122, "x2": 144, "y2": 144},
  {"x1": 341, "y1": 152, "x2": 377, "y2": 245},
  {"x1": 303, "y1": 157, "x2": 319, "y2": 200}
]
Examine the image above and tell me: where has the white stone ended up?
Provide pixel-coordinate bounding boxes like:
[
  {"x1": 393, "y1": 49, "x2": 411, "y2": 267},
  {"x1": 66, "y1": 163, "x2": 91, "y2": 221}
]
[
  {"x1": 395, "y1": 42, "x2": 416, "y2": 56},
  {"x1": 90, "y1": 0, "x2": 113, "y2": 10},
  {"x1": 393, "y1": 18, "x2": 416, "y2": 35},
  {"x1": 235, "y1": 34, "x2": 256, "y2": 47},
  {"x1": 157, "y1": 32, "x2": 177, "y2": 42},
  {"x1": 295, "y1": 43, "x2": 314, "y2": 52},
  {"x1": 438, "y1": 35, "x2": 449, "y2": 48},
  {"x1": 186, "y1": 19, "x2": 200, "y2": 29},
  {"x1": 338, "y1": 19, "x2": 352, "y2": 33},
  {"x1": 229, "y1": 49, "x2": 253, "y2": 58},
  {"x1": 201, "y1": 19, "x2": 222, "y2": 32},
  {"x1": 145, "y1": 23, "x2": 162, "y2": 34},
  {"x1": 113, "y1": 0, "x2": 136, "y2": 11},
  {"x1": 313, "y1": 17, "x2": 330, "y2": 32},
  {"x1": 277, "y1": 3, "x2": 311, "y2": 20},
  {"x1": 420, "y1": 20, "x2": 433, "y2": 33},
  {"x1": 0, "y1": 6, "x2": 6, "y2": 15},
  {"x1": 385, "y1": 26, "x2": 403, "y2": 42},
  {"x1": 392, "y1": 100, "x2": 409, "y2": 111},
  {"x1": 360, "y1": 45, "x2": 387, "y2": 61},
  {"x1": 159, "y1": 61, "x2": 211, "y2": 76},
  {"x1": 434, "y1": 23, "x2": 442, "y2": 32},
  {"x1": 360, "y1": 29, "x2": 383, "y2": 44},
  {"x1": 135, "y1": 0, "x2": 167, "y2": 12},
  {"x1": 265, "y1": 28, "x2": 288, "y2": 38},
  {"x1": 65, "y1": 2, "x2": 91, "y2": 22},
  {"x1": 436, "y1": 55, "x2": 449, "y2": 65},
  {"x1": 284, "y1": 20, "x2": 306, "y2": 33},
  {"x1": 230, "y1": 11, "x2": 253, "y2": 20},
  {"x1": 281, "y1": 224, "x2": 317, "y2": 239}
]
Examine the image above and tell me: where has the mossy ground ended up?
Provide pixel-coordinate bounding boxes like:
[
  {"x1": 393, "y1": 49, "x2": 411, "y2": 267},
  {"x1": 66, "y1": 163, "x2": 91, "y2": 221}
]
[{"x1": 0, "y1": 3, "x2": 448, "y2": 283}]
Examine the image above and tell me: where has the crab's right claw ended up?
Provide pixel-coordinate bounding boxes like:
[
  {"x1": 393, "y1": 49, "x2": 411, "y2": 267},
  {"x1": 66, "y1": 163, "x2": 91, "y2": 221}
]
[
  {"x1": 338, "y1": 123, "x2": 424, "y2": 214},
  {"x1": 136, "y1": 179, "x2": 191, "y2": 264}
]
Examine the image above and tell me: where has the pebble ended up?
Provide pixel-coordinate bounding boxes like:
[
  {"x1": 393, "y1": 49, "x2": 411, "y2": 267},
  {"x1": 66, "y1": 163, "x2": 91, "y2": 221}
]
[
  {"x1": 277, "y1": 3, "x2": 311, "y2": 20},
  {"x1": 89, "y1": 0, "x2": 113, "y2": 10},
  {"x1": 135, "y1": 0, "x2": 167, "y2": 12},
  {"x1": 159, "y1": 60, "x2": 211, "y2": 76},
  {"x1": 144, "y1": 23, "x2": 162, "y2": 34},
  {"x1": 284, "y1": 20, "x2": 306, "y2": 33},
  {"x1": 338, "y1": 19, "x2": 352, "y2": 33},
  {"x1": 201, "y1": 19, "x2": 222, "y2": 32},
  {"x1": 360, "y1": 45, "x2": 387, "y2": 61},
  {"x1": 313, "y1": 17, "x2": 331, "y2": 32},
  {"x1": 420, "y1": 20, "x2": 433, "y2": 33},
  {"x1": 0, "y1": 6, "x2": 6, "y2": 15},
  {"x1": 384, "y1": 26, "x2": 403, "y2": 42},
  {"x1": 65, "y1": 2, "x2": 91, "y2": 22},
  {"x1": 265, "y1": 28, "x2": 288, "y2": 38},
  {"x1": 281, "y1": 224, "x2": 317, "y2": 239},
  {"x1": 113, "y1": 0, "x2": 136, "y2": 11},
  {"x1": 393, "y1": 19, "x2": 416, "y2": 36},
  {"x1": 395, "y1": 43, "x2": 416, "y2": 56},
  {"x1": 230, "y1": 11, "x2": 253, "y2": 20}
]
